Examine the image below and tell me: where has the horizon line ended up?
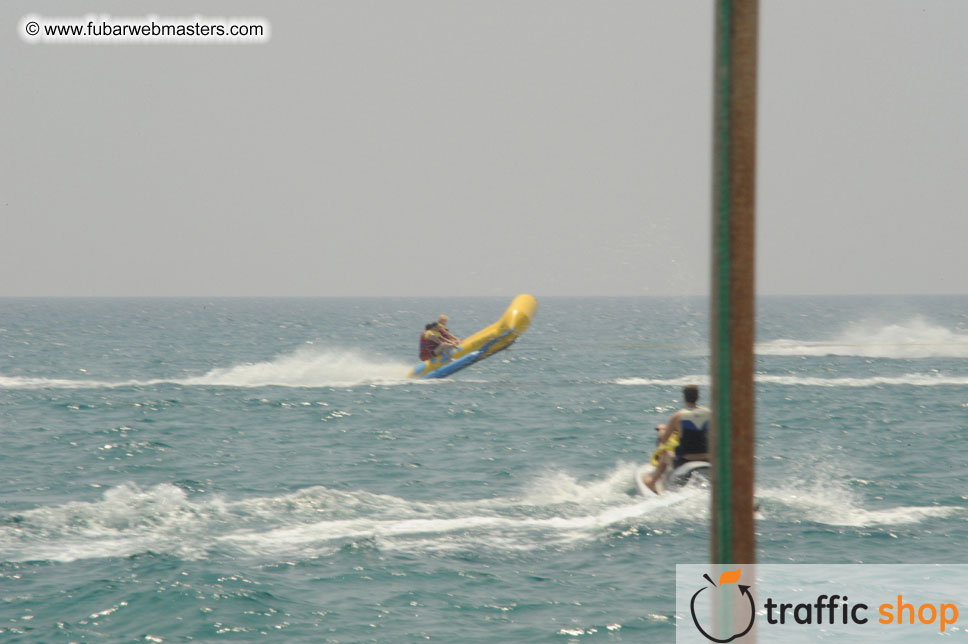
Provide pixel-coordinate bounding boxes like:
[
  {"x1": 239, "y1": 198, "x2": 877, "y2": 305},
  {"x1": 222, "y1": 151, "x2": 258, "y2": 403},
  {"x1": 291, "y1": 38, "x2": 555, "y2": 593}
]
[{"x1": 1, "y1": 293, "x2": 966, "y2": 299}]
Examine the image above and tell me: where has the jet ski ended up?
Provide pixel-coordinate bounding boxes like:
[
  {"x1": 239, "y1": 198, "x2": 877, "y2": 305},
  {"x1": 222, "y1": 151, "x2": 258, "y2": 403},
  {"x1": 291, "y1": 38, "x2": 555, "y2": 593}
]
[
  {"x1": 634, "y1": 427, "x2": 710, "y2": 495},
  {"x1": 634, "y1": 460, "x2": 710, "y2": 496}
]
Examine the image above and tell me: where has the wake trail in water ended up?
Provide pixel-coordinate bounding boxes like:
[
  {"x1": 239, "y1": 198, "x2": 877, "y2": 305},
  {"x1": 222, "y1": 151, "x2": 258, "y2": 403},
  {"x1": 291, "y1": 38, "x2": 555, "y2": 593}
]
[
  {"x1": 1, "y1": 465, "x2": 961, "y2": 564},
  {"x1": 754, "y1": 485, "x2": 960, "y2": 527},
  {"x1": 180, "y1": 347, "x2": 411, "y2": 388},
  {"x1": 0, "y1": 466, "x2": 701, "y2": 563},
  {"x1": 0, "y1": 347, "x2": 414, "y2": 390}
]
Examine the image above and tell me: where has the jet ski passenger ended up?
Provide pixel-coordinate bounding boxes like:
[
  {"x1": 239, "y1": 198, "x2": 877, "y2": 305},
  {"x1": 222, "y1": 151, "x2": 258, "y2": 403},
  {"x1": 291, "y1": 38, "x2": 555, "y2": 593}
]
[
  {"x1": 419, "y1": 322, "x2": 458, "y2": 361},
  {"x1": 419, "y1": 324, "x2": 439, "y2": 360},
  {"x1": 642, "y1": 385, "x2": 711, "y2": 494}
]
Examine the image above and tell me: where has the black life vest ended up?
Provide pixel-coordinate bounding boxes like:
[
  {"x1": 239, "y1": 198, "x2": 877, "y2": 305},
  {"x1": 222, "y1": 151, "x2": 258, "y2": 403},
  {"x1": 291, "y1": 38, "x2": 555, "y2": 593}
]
[{"x1": 674, "y1": 406, "x2": 711, "y2": 458}]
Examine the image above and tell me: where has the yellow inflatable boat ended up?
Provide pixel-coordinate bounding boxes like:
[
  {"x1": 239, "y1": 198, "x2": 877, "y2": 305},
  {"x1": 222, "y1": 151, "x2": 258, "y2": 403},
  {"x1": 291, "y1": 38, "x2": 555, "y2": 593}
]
[{"x1": 409, "y1": 294, "x2": 538, "y2": 379}]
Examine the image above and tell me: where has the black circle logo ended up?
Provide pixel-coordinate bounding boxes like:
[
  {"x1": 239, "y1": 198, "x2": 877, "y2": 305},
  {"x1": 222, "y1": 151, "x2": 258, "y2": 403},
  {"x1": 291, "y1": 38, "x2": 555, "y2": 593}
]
[{"x1": 690, "y1": 571, "x2": 756, "y2": 643}]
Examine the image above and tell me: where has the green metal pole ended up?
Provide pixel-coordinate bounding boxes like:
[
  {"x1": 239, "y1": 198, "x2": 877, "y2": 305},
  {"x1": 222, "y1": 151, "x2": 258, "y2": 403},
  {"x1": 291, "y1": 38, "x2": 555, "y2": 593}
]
[{"x1": 711, "y1": 0, "x2": 758, "y2": 567}]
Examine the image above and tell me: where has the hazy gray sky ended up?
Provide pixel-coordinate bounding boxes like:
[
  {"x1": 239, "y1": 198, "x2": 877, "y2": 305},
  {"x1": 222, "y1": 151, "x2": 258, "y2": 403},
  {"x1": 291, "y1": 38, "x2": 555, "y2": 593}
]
[{"x1": 3, "y1": 1, "x2": 966, "y2": 296}]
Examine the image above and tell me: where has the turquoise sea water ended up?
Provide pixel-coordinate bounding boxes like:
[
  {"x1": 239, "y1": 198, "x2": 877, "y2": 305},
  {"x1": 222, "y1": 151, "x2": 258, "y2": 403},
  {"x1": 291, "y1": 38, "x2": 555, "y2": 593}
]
[{"x1": 2, "y1": 296, "x2": 967, "y2": 643}]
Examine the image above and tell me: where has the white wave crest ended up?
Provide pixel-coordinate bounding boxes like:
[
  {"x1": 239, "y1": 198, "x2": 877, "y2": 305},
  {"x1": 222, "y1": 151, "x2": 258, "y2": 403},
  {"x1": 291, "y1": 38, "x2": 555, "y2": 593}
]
[
  {"x1": 0, "y1": 376, "x2": 123, "y2": 389},
  {"x1": 616, "y1": 373, "x2": 968, "y2": 388},
  {"x1": 616, "y1": 375, "x2": 710, "y2": 387},
  {"x1": 758, "y1": 317, "x2": 968, "y2": 359}
]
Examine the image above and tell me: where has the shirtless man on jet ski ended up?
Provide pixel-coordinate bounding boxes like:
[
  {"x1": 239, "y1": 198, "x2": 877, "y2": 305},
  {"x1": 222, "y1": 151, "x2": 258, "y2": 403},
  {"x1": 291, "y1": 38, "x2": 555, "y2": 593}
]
[{"x1": 642, "y1": 385, "x2": 710, "y2": 494}]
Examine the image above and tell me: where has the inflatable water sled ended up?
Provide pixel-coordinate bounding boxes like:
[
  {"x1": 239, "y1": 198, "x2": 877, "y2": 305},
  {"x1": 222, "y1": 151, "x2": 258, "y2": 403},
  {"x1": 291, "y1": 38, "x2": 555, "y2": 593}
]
[{"x1": 408, "y1": 294, "x2": 537, "y2": 379}]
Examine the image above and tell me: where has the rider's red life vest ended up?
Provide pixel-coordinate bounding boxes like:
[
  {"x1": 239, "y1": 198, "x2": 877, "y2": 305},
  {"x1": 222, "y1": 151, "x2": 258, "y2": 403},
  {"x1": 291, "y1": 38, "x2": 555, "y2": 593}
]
[{"x1": 419, "y1": 332, "x2": 438, "y2": 361}]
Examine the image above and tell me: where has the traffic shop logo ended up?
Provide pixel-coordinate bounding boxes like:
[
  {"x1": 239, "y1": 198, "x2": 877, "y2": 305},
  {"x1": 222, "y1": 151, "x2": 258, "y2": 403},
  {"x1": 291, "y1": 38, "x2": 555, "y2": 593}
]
[{"x1": 685, "y1": 566, "x2": 961, "y2": 641}]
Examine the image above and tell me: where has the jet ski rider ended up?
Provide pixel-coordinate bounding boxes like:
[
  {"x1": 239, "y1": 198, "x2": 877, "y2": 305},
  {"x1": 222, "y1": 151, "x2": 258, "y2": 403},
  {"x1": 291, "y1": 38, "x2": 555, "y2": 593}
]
[{"x1": 642, "y1": 384, "x2": 711, "y2": 494}]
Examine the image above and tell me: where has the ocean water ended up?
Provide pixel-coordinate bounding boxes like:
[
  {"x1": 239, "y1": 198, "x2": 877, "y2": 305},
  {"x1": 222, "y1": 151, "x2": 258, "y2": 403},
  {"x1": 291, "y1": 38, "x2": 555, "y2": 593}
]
[{"x1": 1, "y1": 296, "x2": 967, "y2": 643}]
